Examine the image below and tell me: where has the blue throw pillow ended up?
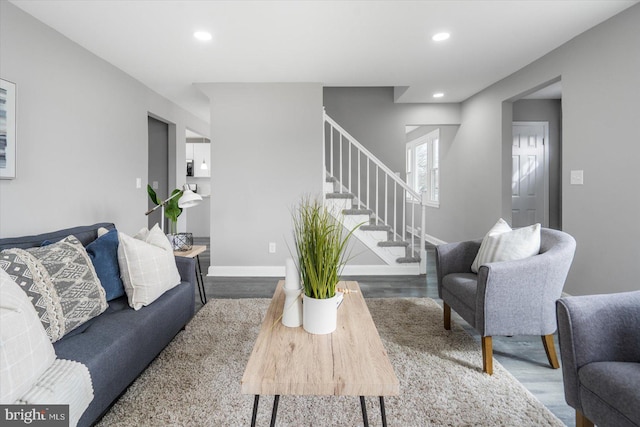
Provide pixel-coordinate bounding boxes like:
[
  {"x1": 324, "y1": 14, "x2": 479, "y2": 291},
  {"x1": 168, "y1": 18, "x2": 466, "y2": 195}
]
[{"x1": 86, "y1": 228, "x2": 125, "y2": 301}]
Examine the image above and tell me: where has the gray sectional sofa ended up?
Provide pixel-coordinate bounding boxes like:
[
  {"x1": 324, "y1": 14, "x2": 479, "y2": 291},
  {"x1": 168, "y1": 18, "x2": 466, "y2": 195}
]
[{"x1": 0, "y1": 223, "x2": 196, "y2": 427}]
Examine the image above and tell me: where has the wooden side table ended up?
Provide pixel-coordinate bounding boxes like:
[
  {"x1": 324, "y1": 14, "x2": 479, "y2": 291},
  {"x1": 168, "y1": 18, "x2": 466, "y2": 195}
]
[{"x1": 174, "y1": 245, "x2": 207, "y2": 305}]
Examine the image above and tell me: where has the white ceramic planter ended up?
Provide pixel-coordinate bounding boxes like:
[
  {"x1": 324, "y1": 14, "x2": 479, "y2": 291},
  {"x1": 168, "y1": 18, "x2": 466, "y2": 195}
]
[{"x1": 302, "y1": 293, "x2": 342, "y2": 335}]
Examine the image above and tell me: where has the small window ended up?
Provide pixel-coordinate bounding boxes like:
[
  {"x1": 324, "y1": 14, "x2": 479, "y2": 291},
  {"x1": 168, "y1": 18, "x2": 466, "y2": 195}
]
[{"x1": 406, "y1": 129, "x2": 439, "y2": 207}]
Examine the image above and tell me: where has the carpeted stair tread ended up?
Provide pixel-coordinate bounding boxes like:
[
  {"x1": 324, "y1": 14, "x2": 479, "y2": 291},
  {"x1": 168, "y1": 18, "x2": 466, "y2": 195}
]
[
  {"x1": 326, "y1": 192, "x2": 355, "y2": 199},
  {"x1": 378, "y1": 240, "x2": 410, "y2": 247},
  {"x1": 360, "y1": 224, "x2": 392, "y2": 231},
  {"x1": 342, "y1": 208, "x2": 373, "y2": 215},
  {"x1": 396, "y1": 256, "x2": 421, "y2": 263}
]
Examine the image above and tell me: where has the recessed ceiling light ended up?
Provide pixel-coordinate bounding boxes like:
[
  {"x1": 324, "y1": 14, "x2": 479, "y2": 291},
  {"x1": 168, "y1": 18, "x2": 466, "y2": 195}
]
[
  {"x1": 432, "y1": 32, "x2": 450, "y2": 42},
  {"x1": 193, "y1": 31, "x2": 213, "y2": 41},
  {"x1": 433, "y1": 92, "x2": 445, "y2": 98}
]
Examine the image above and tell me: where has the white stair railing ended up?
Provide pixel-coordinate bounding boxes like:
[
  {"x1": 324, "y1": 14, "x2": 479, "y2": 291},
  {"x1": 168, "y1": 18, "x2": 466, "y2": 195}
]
[{"x1": 323, "y1": 111, "x2": 427, "y2": 273}]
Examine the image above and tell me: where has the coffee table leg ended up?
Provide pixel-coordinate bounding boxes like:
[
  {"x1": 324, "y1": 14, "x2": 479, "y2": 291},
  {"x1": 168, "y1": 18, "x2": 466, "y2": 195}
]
[
  {"x1": 251, "y1": 395, "x2": 259, "y2": 427},
  {"x1": 270, "y1": 395, "x2": 280, "y2": 427},
  {"x1": 360, "y1": 396, "x2": 369, "y2": 427},
  {"x1": 380, "y1": 396, "x2": 387, "y2": 427}
]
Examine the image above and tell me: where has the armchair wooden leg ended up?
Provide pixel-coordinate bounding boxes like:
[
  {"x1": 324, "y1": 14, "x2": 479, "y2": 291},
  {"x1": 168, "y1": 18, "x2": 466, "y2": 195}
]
[
  {"x1": 481, "y1": 336, "x2": 493, "y2": 375},
  {"x1": 575, "y1": 410, "x2": 594, "y2": 427},
  {"x1": 542, "y1": 334, "x2": 560, "y2": 369},
  {"x1": 443, "y1": 303, "x2": 451, "y2": 330}
]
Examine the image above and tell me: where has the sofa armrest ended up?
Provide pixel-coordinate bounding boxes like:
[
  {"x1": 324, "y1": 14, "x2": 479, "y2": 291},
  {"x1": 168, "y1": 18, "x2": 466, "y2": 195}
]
[
  {"x1": 175, "y1": 256, "x2": 196, "y2": 287},
  {"x1": 476, "y1": 251, "x2": 567, "y2": 336},
  {"x1": 556, "y1": 291, "x2": 640, "y2": 410},
  {"x1": 557, "y1": 291, "x2": 640, "y2": 366},
  {"x1": 435, "y1": 239, "x2": 481, "y2": 297}
]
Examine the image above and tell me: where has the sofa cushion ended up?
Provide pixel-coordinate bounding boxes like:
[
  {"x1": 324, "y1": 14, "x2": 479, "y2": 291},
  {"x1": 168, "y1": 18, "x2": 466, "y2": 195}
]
[
  {"x1": 86, "y1": 228, "x2": 124, "y2": 301},
  {"x1": 0, "y1": 235, "x2": 108, "y2": 342},
  {"x1": 579, "y1": 361, "x2": 640, "y2": 426},
  {"x1": 0, "y1": 270, "x2": 56, "y2": 403},
  {"x1": 471, "y1": 219, "x2": 541, "y2": 273},
  {"x1": 117, "y1": 224, "x2": 181, "y2": 310}
]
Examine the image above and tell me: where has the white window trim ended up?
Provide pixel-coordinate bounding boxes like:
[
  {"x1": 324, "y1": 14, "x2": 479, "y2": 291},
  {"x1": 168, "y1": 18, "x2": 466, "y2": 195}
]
[{"x1": 406, "y1": 129, "x2": 440, "y2": 208}]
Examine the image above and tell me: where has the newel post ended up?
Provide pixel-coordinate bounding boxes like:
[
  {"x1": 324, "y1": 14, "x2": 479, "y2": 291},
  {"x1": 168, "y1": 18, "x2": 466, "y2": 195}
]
[
  {"x1": 322, "y1": 107, "x2": 326, "y2": 194},
  {"x1": 420, "y1": 191, "x2": 428, "y2": 274}
]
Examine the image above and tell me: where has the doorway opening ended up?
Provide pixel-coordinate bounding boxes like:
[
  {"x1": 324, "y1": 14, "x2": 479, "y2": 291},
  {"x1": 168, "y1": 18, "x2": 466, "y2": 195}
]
[
  {"x1": 509, "y1": 79, "x2": 563, "y2": 229},
  {"x1": 148, "y1": 116, "x2": 169, "y2": 230}
]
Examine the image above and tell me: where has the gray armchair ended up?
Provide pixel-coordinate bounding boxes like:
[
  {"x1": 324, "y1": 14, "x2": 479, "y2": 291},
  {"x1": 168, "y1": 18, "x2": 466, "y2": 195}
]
[
  {"x1": 435, "y1": 228, "x2": 576, "y2": 374},
  {"x1": 556, "y1": 291, "x2": 640, "y2": 427}
]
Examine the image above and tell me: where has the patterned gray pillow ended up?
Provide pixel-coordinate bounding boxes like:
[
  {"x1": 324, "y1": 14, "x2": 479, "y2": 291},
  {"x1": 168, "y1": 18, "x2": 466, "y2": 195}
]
[{"x1": 0, "y1": 235, "x2": 108, "y2": 342}]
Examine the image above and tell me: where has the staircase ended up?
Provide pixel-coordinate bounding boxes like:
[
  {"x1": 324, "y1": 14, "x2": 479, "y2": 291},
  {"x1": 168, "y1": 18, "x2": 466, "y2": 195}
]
[{"x1": 323, "y1": 111, "x2": 427, "y2": 274}]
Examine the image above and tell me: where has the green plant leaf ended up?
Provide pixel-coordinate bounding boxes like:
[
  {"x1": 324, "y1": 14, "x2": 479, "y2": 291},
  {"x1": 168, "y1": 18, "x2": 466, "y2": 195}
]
[
  {"x1": 165, "y1": 189, "x2": 183, "y2": 224},
  {"x1": 147, "y1": 185, "x2": 160, "y2": 205}
]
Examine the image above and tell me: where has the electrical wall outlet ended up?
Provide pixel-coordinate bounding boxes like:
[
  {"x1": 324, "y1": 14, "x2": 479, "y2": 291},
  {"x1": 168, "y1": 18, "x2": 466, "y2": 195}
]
[
  {"x1": 268, "y1": 242, "x2": 276, "y2": 253},
  {"x1": 136, "y1": 178, "x2": 142, "y2": 189},
  {"x1": 152, "y1": 181, "x2": 159, "y2": 190}
]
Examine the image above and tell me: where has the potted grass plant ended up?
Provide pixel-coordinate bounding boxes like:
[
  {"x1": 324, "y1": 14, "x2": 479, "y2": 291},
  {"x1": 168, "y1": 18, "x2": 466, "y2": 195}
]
[{"x1": 292, "y1": 196, "x2": 359, "y2": 334}]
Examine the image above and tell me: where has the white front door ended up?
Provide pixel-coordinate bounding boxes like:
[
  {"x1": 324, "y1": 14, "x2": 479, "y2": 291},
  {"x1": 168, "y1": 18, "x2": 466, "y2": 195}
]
[{"x1": 511, "y1": 122, "x2": 548, "y2": 227}]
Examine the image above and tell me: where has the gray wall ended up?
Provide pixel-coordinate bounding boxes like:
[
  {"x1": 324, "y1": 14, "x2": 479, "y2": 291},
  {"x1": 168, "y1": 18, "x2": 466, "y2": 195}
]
[
  {"x1": 197, "y1": 83, "x2": 324, "y2": 270},
  {"x1": 0, "y1": 2, "x2": 208, "y2": 237},
  {"x1": 512, "y1": 99, "x2": 562, "y2": 229},
  {"x1": 440, "y1": 5, "x2": 640, "y2": 295}
]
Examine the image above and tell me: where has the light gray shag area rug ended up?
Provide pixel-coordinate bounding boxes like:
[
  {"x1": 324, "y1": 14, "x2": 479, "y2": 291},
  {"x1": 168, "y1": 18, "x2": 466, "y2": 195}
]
[{"x1": 96, "y1": 298, "x2": 563, "y2": 426}]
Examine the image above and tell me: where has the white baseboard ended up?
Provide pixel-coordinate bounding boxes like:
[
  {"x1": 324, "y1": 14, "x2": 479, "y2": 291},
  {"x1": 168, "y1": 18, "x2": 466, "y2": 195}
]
[
  {"x1": 208, "y1": 264, "x2": 421, "y2": 277},
  {"x1": 208, "y1": 266, "x2": 284, "y2": 277}
]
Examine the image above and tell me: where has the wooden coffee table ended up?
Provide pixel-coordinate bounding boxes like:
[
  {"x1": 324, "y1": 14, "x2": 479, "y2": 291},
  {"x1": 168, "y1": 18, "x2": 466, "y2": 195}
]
[{"x1": 241, "y1": 280, "x2": 399, "y2": 426}]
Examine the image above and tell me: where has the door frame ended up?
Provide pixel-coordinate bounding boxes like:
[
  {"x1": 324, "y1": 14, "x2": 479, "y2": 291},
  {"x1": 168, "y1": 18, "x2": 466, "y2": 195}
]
[{"x1": 512, "y1": 121, "x2": 550, "y2": 227}]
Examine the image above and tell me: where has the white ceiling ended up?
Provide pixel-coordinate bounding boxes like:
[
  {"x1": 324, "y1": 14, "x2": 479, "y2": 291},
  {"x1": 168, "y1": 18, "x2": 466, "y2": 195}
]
[{"x1": 11, "y1": 0, "x2": 637, "y2": 121}]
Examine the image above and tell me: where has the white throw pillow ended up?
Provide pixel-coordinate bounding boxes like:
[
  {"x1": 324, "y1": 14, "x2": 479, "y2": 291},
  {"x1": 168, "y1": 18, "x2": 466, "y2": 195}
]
[
  {"x1": 471, "y1": 218, "x2": 512, "y2": 273},
  {"x1": 117, "y1": 224, "x2": 181, "y2": 310},
  {"x1": 471, "y1": 219, "x2": 541, "y2": 273},
  {"x1": 0, "y1": 270, "x2": 56, "y2": 403}
]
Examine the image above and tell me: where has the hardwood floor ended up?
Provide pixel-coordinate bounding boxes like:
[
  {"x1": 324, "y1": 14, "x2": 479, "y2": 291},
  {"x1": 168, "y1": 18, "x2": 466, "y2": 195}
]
[{"x1": 191, "y1": 239, "x2": 573, "y2": 426}]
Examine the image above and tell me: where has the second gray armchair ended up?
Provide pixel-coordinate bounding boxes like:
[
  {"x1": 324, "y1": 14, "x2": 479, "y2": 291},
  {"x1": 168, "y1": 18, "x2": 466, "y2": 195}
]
[
  {"x1": 435, "y1": 227, "x2": 576, "y2": 374},
  {"x1": 556, "y1": 291, "x2": 640, "y2": 427}
]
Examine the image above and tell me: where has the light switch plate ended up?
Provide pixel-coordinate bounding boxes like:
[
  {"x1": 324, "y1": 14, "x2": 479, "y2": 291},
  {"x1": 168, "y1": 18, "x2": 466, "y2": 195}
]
[{"x1": 570, "y1": 170, "x2": 584, "y2": 185}]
